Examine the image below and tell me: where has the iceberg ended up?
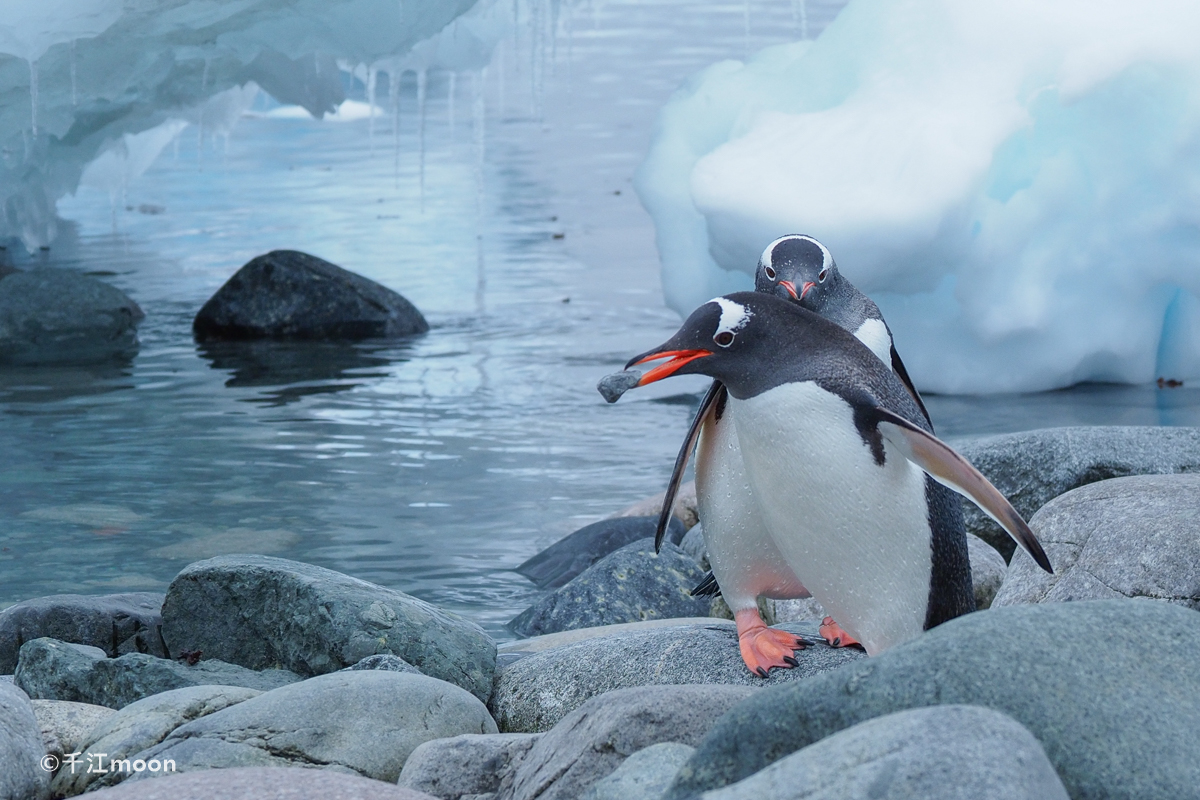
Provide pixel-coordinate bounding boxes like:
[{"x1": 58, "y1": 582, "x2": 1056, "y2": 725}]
[
  {"x1": 636, "y1": 0, "x2": 1200, "y2": 393},
  {"x1": 0, "y1": 0, "x2": 505, "y2": 252}
]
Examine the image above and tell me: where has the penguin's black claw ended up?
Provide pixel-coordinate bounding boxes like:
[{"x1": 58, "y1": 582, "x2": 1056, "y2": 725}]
[
  {"x1": 755, "y1": 666, "x2": 769, "y2": 679},
  {"x1": 796, "y1": 637, "x2": 814, "y2": 648},
  {"x1": 782, "y1": 655, "x2": 799, "y2": 667}
]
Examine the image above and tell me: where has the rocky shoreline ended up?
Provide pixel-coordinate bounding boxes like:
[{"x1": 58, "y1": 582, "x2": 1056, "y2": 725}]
[{"x1": 2, "y1": 425, "x2": 1199, "y2": 800}]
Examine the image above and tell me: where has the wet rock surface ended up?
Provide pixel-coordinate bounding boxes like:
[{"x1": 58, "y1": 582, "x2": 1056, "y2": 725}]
[
  {"x1": 398, "y1": 733, "x2": 540, "y2": 800},
  {"x1": 30, "y1": 699, "x2": 114, "y2": 768},
  {"x1": 582, "y1": 742, "x2": 694, "y2": 800},
  {"x1": 516, "y1": 516, "x2": 687, "y2": 590},
  {"x1": 83, "y1": 767, "x2": 439, "y2": 800},
  {"x1": 192, "y1": 250, "x2": 428, "y2": 342},
  {"x1": 995, "y1": 473, "x2": 1200, "y2": 609},
  {"x1": 0, "y1": 592, "x2": 165, "y2": 673},
  {"x1": 160, "y1": 555, "x2": 496, "y2": 701},
  {"x1": 664, "y1": 599, "x2": 1200, "y2": 800}
]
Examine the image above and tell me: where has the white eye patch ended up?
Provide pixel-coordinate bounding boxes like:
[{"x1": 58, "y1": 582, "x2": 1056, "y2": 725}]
[{"x1": 711, "y1": 296, "x2": 752, "y2": 337}]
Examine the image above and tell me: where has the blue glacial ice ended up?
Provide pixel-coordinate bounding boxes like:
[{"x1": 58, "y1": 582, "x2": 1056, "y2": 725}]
[{"x1": 636, "y1": 0, "x2": 1200, "y2": 393}]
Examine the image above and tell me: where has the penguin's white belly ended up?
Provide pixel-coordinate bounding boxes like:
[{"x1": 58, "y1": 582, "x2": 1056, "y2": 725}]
[
  {"x1": 730, "y1": 382, "x2": 933, "y2": 655},
  {"x1": 696, "y1": 409, "x2": 809, "y2": 611},
  {"x1": 853, "y1": 318, "x2": 892, "y2": 365}
]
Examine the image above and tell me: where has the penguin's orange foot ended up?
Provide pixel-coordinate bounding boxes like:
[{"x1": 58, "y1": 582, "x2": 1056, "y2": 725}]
[
  {"x1": 819, "y1": 616, "x2": 862, "y2": 649},
  {"x1": 735, "y1": 608, "x2": 809, "y2": 677}
]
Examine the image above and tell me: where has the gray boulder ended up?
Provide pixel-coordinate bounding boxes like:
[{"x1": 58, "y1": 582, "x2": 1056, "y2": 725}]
[
  {"x1": 678, "y1": 524, "x2": 708, "y2": 569},
  {"x1": 342, "y1": 653, "x2": 422, "y2": 675},
  {"x1": 510, "y1": 539, "x2": 710, "y2": 637},
  {"x1": 664, "y1": 599, "x2": 1200, "y2": 800},
  {"x1": 582, "y1": 743, "x2": 694, "y2": 800},
  {"x1": 51, "y1": 685, "x2": 261, "y2": 797},
  {"x1": 516, "y1": 516, "x2": 688, "y2": 590},
  {"x1": 121, "y1": 671, "x2": 496, "y2": 785},
  {"x1": 29, "y1": 699, "x2": 114, "y2": 766},
  {"x1": 15, "y1": 638, "x2": 299, "y2": 708},
  {"x1": 398, "y1": 733, "x2": 540, "y2": 799},
  {"x1": 996, "y1": 474, "x2": 1200, "y2": 609},
  {"x1": 967, "y1": 534, "x2": 1007, "y2": 609},
  {"x1": 957, "y1": 426, "x2": 1200, "y2": 558},
  {"x1": 0, "y1": 681, "x2": 50, "y2": 800},
  {"x1": 694, "y1": 705, "x2": 1067, "y2": 800},
  {"x1": 161, "y1": 555, "x2": 495, "y2": 701},
  {"x1": 0, "y1": 592, "x2": 165, "y2": 673},
  {"x1": 501, "y1": 685, "x2": 755, "y2": 800},
  {"x1": 491, "y1": 620, "x2": 862, "y2": 733},
  {"x1": 613, "y1": 482, "x2": 699, "y2": 530},
  {"x1": 82, "y1": 766, "x2": 440, "y2": 800},
  {"x1": 0, "y1": 269, "x2": 144, "y2": 365},
  {"x1": 193, "y1": 250, "x2": 427, "y2": 341}
]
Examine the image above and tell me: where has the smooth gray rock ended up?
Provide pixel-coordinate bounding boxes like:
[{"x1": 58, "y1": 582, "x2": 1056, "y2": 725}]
[
  {"x1": 161, "y1": 555, "x2": 495, "y2": 701},
  {"x1": 0, "y1": 270, "x2": 144, "y2": 365},
  {"x1": 193, "y1": 250, "x2": 428, "y2": 341},
  {"x1": 0, "y1": 592, "x2": 165, "y2": 673},
  {"x1": 679, "y1": 525, "x2": 708, "y2": 570},
  {"x1": 582, "y1": 742, "x2": 694, "y2": 800},
  {"x1": 492, "y1": 620, "x2": 862, "y2": 733},
  {"x1": 967, "y1": 534, "x2": 1007, "y2": 609},
  {"x1": 342, "y1": 653, "x2": 422, "y2": 675},
  {"x1": 664, "y1": 599, "x2": 1200, "y2": 800},
  {"x1": 82, "y1": 767, "x2": 440, "y2": 800},
  {"x1": 121, "y1": 672, "x2": 496, "y2": 785},
  {"x1": 399, "y1": 733, "x2": 540, "y2": 800},
  {"x1": 695, "y1": 705, "x2": 1068, "y2": 800},
  {"x1": 15, "y1": 637, "x2": 299, "y2": 708},
  {"x1": 30, "y1": 699, "x2": 114, "y2": 766},
  {"x1": 956, "y1": 426, "x2": 1200, "y2": 558},
  {"x1": 52, "y1": 685, "x2": 261, "y2": 797},
  {"x1": 510, "y1": 539, "x2": 710, "y2": 637},
  {"x1": 502, "y1": 685, "x2": 755, "y2": 800},
  {"x1": 0, "y1": 681, "x2": 50, "y2": 800},
  {"x1": 996, "y1": 474, "x2": 1200, "y2": 609},
  {"x1": 516, "y1": 517, "x2": 688, "y2": 590}
]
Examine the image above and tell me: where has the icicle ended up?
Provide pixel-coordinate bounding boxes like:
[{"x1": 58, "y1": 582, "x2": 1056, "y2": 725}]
[
  {"x1": 447, "y1": 72, "x2": 456, "y2": 139},
  {"x1": 367, "y1": 66, "x2": 377, "y2": 156},
  {"x1": 70, "y1": 40, "x2": 77, "y2": 106},
  {"x1": 793, "y1": 0, "x2": 808, "y2": 40},
  {"x1": 28, "y1": 59, "x2": 38, "y2": 136},
  {"x1": 743, "y1": 0, "x2": 751, "y2": 56},
  {"x1": 198, "y1": 57, "x2": 210, "y2": 158},
  {"x1": 473, "y1": 68, "x2": 487, "y2": 315},
  {"x1": 417, "y1": 68, "x2": 427, "y2": 212},
  {"x1": 390, "y1": 64, "x2": 401, "y2": 189},
  {"x1": 530, "y1": 0, "x2": 543, "y2": 119},
  {"x1": 496, "y1": 41, "x2": 505, "y2": 118}
]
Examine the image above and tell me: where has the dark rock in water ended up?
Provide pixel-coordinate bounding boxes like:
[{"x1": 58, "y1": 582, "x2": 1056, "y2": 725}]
[
  {"x1": 502, "y1": 685, "x2": 756, "y2": 800},
  {"x1": 664, "y1": 599, "x2": 1200, "y2": 800},
  {"x1": 14, "y1": 638, "x2": 300, "y2": 709},
  {"x1": 342, "y1": 653, "x2": 422, "y2": 675},
  {"x1": 596, "y1": 369, "x2": 642, "y2": 403},
  {"x1": 399, "y1": 732, "x2": 540, "y2": 800},
  {"x1": 119, "y1": 672, "x2": 495, "y2": 785},
  {"x1": 957, "y1": 426, "x2": 1200, "y2": 559},
  {"x1": 192, "y1": 250, "x2": 428, "y2": 342},
  {"x1": 0, "y1": 592, "x2": 166, "y2": 673},
  {"x1": 695, "y1": 705, "x2": 1068, "y2": 800},
  {"x1": 160, "y1": 555, "x2": 496, "y2": 702},
  {"x1": 0, "y1": 269, "x2": 143, "y2": 365},
  {"x1": 491, "y1": 620, "x2": 864, "y2": 732},
  {"x1": 511, "y1": 539, "x2": 709, "y2": 637},
  {"x1": 996, "y1": 474, "x2": 1200, "y2": 609},
  {"x1": 0, "y1": 680, "x2": 51, "y2": 800},
  {"x1": 517, "y1": 517, "x2": 688, "y2": 590},
  {"x1": 81, "y1": 766, "x2": 440, "y2": 800}
]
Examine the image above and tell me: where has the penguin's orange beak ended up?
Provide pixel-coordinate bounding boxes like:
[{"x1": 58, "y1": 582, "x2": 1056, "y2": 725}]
[
  {"x1": 626, "y1": 349, "x2": 711, "y2": 385},
  {"x1": 800, "y1": 281, "x2": 816, "y2": 299},
  {"x1": 779, "y1": 280, "x2": 799, "y2": 299}
]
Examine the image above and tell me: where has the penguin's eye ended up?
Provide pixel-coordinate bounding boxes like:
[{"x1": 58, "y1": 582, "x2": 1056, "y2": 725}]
[
  {"x1": 713, "y1": 331, "x2": 735, "y2": 348},
  {"x1": 764, "y1": 266, "x2": 777, "y2": 281},
  {"x1": 818, "y1": 269, "x2": 828, "y2": 282}
]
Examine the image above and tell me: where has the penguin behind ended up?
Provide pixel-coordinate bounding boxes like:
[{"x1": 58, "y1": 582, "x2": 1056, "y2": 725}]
[{"x1": 625, "y1": 293, "x2": 1051, "y2": 657}]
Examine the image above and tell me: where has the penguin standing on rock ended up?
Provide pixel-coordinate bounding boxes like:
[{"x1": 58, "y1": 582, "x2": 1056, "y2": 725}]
[
  {"x1": 623, "y1": 293, "x2": 1051, "y2": 659},
  {"x1": 645, "y1": 235, "x2": 929, "y2": 667}
]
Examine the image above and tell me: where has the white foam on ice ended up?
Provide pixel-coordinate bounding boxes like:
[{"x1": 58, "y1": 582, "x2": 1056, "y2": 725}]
[{"x1": 636, "y1": 0, "x2": 1200, "y2": 393}]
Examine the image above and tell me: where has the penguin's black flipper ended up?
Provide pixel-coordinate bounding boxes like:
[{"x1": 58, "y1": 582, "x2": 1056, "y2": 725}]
[
  {"x1": 873, "y1": 407, "x2": 1054, "y2": 574},
  {"x1": 889, "y1": 344, "x2": 932, "y2": 427},
  {"x1": 690, "y1": 571, "x2": 722, "y2": 597},
  {"x1": 654, "y1": 380, "x2": 726, "y2": 552}
]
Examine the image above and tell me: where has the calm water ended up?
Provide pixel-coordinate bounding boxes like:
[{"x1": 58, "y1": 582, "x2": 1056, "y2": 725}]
[{"x1": 3, "y1": 0, "x2": 1199, "y2": 639}]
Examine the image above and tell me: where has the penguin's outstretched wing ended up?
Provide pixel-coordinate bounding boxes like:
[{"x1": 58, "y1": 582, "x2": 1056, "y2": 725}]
[
  {"x1": 873, "y1": 408, "x2": 1053, "y2": 574},
  {"x1": 888, "y1": 344, "x2": 932, "y2": 426},
  {"x1": 690, "y1": 571, "x2": 721, "y2": 597},
  {"x1": 654, "y1": 381, "x2": 726, "y2": 552}
]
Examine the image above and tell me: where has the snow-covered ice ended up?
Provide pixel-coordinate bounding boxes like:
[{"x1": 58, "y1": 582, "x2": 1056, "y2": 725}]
[{"x1": 637, "y1": 0, "x2": 1200, "y2": 393}]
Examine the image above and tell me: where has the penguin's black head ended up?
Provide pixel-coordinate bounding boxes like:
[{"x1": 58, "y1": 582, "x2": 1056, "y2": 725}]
[
  {"x1": 753, "y1": 234, "x2": 839, "y2": 310},
  {"x1": 625, "y1": 292, "x2": 815, "y2": 396}
]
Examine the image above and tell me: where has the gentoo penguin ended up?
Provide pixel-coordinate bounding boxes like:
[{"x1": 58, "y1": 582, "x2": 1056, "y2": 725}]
[
  {"x1": 626, "y1": 293, "x2": 1051, "y2": 659},
  {"x1": 649, "y1": 236, "x2": 926, "y2": 665}
]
